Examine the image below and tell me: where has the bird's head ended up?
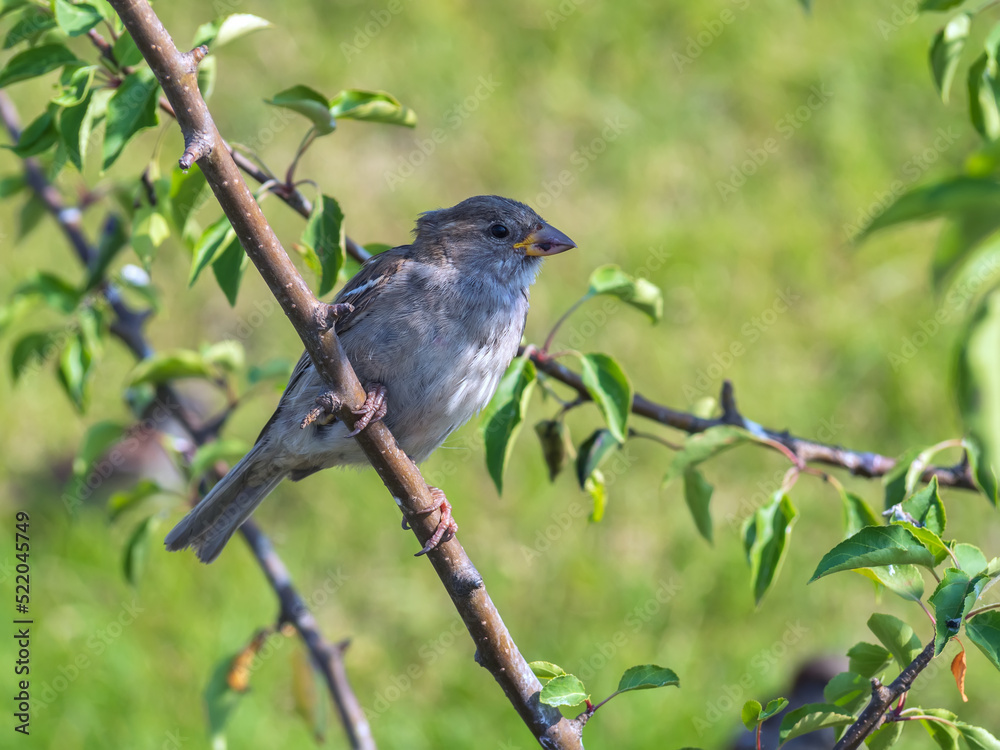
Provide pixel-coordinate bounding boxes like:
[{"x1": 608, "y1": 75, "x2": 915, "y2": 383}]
[{"x1": 413, "y1": 195, "x2": 576, "y2": 287}]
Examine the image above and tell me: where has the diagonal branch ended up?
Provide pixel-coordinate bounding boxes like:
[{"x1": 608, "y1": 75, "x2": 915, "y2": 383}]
[
  {"x1": 103, "y1": 1, "x2": 580, "y2": 746},
  {"x1": 526, "y1": 349, "x2": 976, "y2": 491},
  {"x1": 0, "y1": 89, "x2": 375, "y2": 750}
]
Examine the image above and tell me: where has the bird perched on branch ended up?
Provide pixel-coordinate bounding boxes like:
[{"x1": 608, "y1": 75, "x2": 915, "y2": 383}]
[{"x1": 165, "y1": 195, "x2": 575, "y2": 562}]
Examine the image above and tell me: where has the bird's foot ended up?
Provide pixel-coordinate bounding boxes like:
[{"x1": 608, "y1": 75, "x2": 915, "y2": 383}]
[
  {"x1": 316, "y1": 302, "x2": 355, "y2": 331},
  {"x1": 402, "y1": 486, "x2": 458, "y2": 556},
  {"x1": 346, "y1": 383, "x2": 388, "y2": 437},
  {"x1": 300, "y1": 391, "x2": 342, "y2": 429}
]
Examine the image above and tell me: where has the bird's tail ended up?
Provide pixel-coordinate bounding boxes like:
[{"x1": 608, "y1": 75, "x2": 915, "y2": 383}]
[{"x1": 165, "y1": 444, "x2": 286, "y2": 563}]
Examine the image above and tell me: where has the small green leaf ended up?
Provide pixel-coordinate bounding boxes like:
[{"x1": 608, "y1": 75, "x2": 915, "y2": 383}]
[
  {"x1": 579, "y1": 352, "x2": 632, "y2": 443},
  {"x1": 126, "y1": 349, "x2": 212, "y2": 386},
  {"x1": 966, "y1": 611, "x2": 1000, "y2": 673},
  {"x1": 682, "y1": 466, "x2": 714, "y2": 544},
  {"x1": 51, "y1": 64, "x2": 96, "y2": 107},
  {"x1": 893, "y1": 520, "x2": 951, "y2": 565},
  {"x1": 85, "y1": 212, "x2": 128, "y2": 290},
  {"x1": 190, "y1": 215, "x2": 236, "y2": 285},
  {"x1": 883, "y1": 447, "x2": 922, "y2": 509},
  {"x1": 930, "y1": 568, "x2": 977, "y2": 654},
  {"x1": 964, "y1": 434, "x2": 999, "y2": 507},
  {"x1": 53, "y1": 0, "x2": 101, "y2": 36},
  {"x1": 108, "y1": 479, "x2": 163, "y2": 522},
  {"x1": 205, "y1": 652, "x2": 246, "y2": 748},
  {"x1": 859, "y1": 177, "x2": 1000, "y2": 242},
  {"x1": 534, "y1": 420, "x2": 567, "y2": 482},
  {"x1": 3, "y1": 6, "x2": 56, "y2": 49},
  {"x1": 778, "y1": 703, "x2": 854, "y2": 745},
  {"x1": 201, "y1": 340, "x2": 244, "y2": 373},
  {"x1": 575, "y1": 427, "x2": 618, "y2": 488},
  {"x1": 587, "y1": 264, "x2": 663, "y2": 322},
  {"x1": 662, "y1": 426, "x2": 748, "y2": 487},
  {"x1": 741, "y1": 700, "x2": 762, "y2": 731},
  {"x1": 847, "y1": 642, "x2": 891, "y2": 679},
  {"x1": 13, "y1": 271, "x2": 80, "y2": 313},
  {"x1": 918, "y1": 708, "x2": 961, "y2": 750},
  {"x1": 952, "y1": 542, "x2": 988, "y2": 574},
  {"x1": 266, "y1": 85, "x2": 336, "y2": 134},
  {"x1": 301, "y1": 194, "x2": 345, "y2": 297},
  {"x1": 930, "y1": 13, "x2": 971, "y2": 103},
  {"x1": 901, "y1": 476, "x2": 946, "y2": 535},
  {"x1": 810, "y1": 526, "x2": 936, "y2": 582},
  {"x1": 538, "y1": 674, "x2": 588, "y2": 708},
  {"x1": 529, "y1": 661, "x2": 567, "y2": 682},
  {"x1": 57, "y1": 330, "x2": 95, "y2": 411},
  {"x1": 189, "y1": 439, "x2": 251, "y2": 481},
  {"x1": 0, "y1": 43, "x2": 79, "y2": 88},
  {"x1": 866, "y1": 721, "x2": 904, "y2": 750},
  {"x1": 969, "y1": 53, "x2": 1000, "y2": 141},
  {"x1": 841, "y1": 489, "x2": 880, "y2": 538},
  {"x1": 193, "y1": 13, "x2": 272, "y2": 48},
  {"x1": 760, "y1": 697, "x2": 788, "y2": 721},
  {"x1": 169, "y1": 164, "x2": 208, "y2": 238},
  {"x1": 211, "y1": 234, "x2": 248, "y2": 306},
  {"x1": 956, "y1": 722, "x2": 1000, "y2": 750},
  {"x1": 131, "y1": 206, "x2": 170, "y2": 268},
  {"x1": 957, "y1": 290, "x2": 1000, "y2": 504},
  {"x1": 742, "y1": 491, "x2": 798, "y2": 606},
  {"x1": 111, "y1": 32, "x2": 143, "y2": 68},
  {"x1": 480, "y1": 356, "x2": 536, "y2": 494},
  {"x1": 867, "y1": 613, "x2": 923, "y2": 669},
  {"x1": 823, "y1": 671, "x2": 871, "y2": 714},
  {"x1": 8, "y1": 106, "x2": 59, "y2": 157},
  {"x1": 616, "y1": 664, "x2": 679, "y2": 694},
  {"x1": 122, "y1": 514, "x2": 156, "y2": 586},
  {"x1": 919, "y1": 0, "x2": 969, "y2": 10},
  {"x1": 584, "y1": 469, "x2": 606, "y2": 522},
  {"x1": 102, "y1": 67, "x2": 160, "y2": 169},
  {"x1": 329, "y1": 89, "x2": 417, "y2": 127},
  {"x1": 854, "y1": 564, "x2": 925, "y2": 602}
]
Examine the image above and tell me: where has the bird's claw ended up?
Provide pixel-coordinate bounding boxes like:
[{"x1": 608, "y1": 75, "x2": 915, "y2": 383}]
[
  {"x1": 407, "y1": 487, "x2": 457, "y2": 556},
  {"x1": 316, "y1": 302, "x2": 355, "y2": 331},
  {"x1": 300, "y1": 391, "x2": 341, "y2": 429},
  {"x1": 346, "y1": 383, "x2": 388, "y2": 437}
]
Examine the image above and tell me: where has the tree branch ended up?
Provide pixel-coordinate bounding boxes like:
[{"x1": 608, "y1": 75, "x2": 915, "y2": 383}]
[
  {"x1": 103, "y1": 1, "x2": 579, "y2": 746},
  {"x1": 0, "y1": 89, "x2": 375, "y2": 750},
  {"x1": 526, "y1": 350, "x2": 976, "y2": 491},
  {"x1": 833, "y1": 641, "x2": 936, "y2": 750}
]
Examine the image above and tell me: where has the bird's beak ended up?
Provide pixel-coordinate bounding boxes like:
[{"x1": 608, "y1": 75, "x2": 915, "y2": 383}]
[{"x1": 515, "y1": 223, "x2": 577, "y2": 257}]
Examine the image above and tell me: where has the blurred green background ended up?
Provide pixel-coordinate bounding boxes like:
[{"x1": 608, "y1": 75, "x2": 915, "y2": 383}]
[{"x1": 2, "y1": 0, "x2": 999, "y2": 747}]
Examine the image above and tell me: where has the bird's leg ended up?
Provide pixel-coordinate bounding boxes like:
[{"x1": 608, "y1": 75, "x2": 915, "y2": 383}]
[
  {"x1": 402, "y1": 486, "x2": 458, "y2": 556},
  {"x1": 346, "y1": 383, "x2": 388, "y2": 437},
  {"x1": 315, "y1": 302, "x2": 355, "y2": 332},
  {"x1": 300, "y1": 392, "x2": 342, "y2": 429}
]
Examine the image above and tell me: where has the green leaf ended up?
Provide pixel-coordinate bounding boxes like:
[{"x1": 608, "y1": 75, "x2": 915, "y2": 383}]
[
  {"x1": 918, "y1": 708, "x2": 961, "y2": 750},
  {"x1": 205, "y1": 652, "x2": 246, "y2": 749},
  {"x1": 920, "y1": 1, "x2": 967, "y2": 10},
  {"x1": 13, "y1": 271, "x2": 80, "y2": 312},
  {"x1": 0, "y1": 0, "x2": 29, "y2": 17},
  {"x1": 823, "y1": 671, "x2": 871, "y2": 714},
  {"x1": 584, "y1": 469, "x2": 606, "y2": 522},
  {"x1": 893, "y1": 520, "x2": 950, "y2": 565},
  {"x1": 534, "y1": 420, "x2": 567, "y2": 482},
  {"x1": 266, "y1": 85, "x2": 336, "y2": 134},
  {"x1": 741, "y1": 699, "x2": 761, "y2": 731},
  {"x1": 965, "y1": 434, "x2": 999, "y2": 507},
  {"x1": 480, "y1": 356, "x2": 536, "y2": 494},
  {"x1": 952, "y1": 542, "x2": 988, "y2": 574},
  {"x1": 102, "y1": 67, "x2": 160, "y2": 169},
  {"x1": 189, "y1": 439, "x2": 251, "y2": 481},
  {"x1": 587, "y1": 264, "x2": 663, "y2": 322},
  {"x1": 111, "y1": 32, "x2": 143, "y2": 68},
  {"x1": 860, "y1": 177, "x2": 1000, "y2": 241},
  {"x1": 169, "y1": 164, "x2": 208, "y2": 238},
  {"x1": 867, "y1": 613, "x2": 923, "y2": 669},
  {"x1": 956, "y1": 723, "x2": 1000, "y2": 750},
  {"x1": 866, "y1": 721, "x2": 904, "y2": 750},
  {"x1": 615, "y1": 664, "x2": 679, "y2": 693},
  {"x1": 575, "y1": 427, "x2": 618, "y2": 488},
  {"x1": 201, "y1": 340, "x2": 244, "y2": 373},
  {"x1": 0, "y1": 43, "x2": 79, "y2": 88},
  {"x1": 930, "y1": 13, "x2": 971, "y2": 103},
  {"x1": 329, "y1": 89, "x2": 417, "y2": 127},
  {"x1": 847, "y1": 641, "x2": 892, "y2": 679},
  {"x1": 131, "y1": 205, "x2": 170, "y2": 268},
  {"x1": 126, "y1": 349, "x2": 212, "y2": 386},
  {"x1": 966, "y1": 610, "x2": 1000, "y2": 672},
  {"x1": 760, "y1": 697, "x2": 788, "y2": 721},
  {"x1": 84, "y1": 212, "x2": 128, "y2": 290},
  {"x1": 901, "y1": 476, "x2": 946, "y2": 535},
  {"x1": 528, "y1": 661, "x2": 567, "y2": 682},
  {"x1": 122, "y1": 514, "x2": 156, "y2": 586},
  {"x1": 300, "y1": 193, "x2": 345, "y2": 297},
  {"x1": 809, "y1": 526, "x2": 936, "y2": 582},
  {"x1": 108, "y1": 478, "x2": 163, "y2": 521},
  {"x1": 57, "y1": 330, "x2": 95, "y2": 411},
  {"x1": 931, "y1": 208, "x2": 1000, "y2": 289},
  {"x1": 60, "y1": 87, "x2": 111, "y2": 174},
  {"x1": 8, "y1": 106, "x2": 59, "y2": 157},
  {"x1": 683, "y1": 466, "x2": 714, "y2": 544},
  {"x1": 190, "y1": 215, "x2": 236, "y2": 285},
  {"x1": 193, "y1": 13, "x2": 272, "y2": 48},
  {"x1": 854, "y1": 564, "x2": 925, "y2": 602},
  {"x1": 579, "y1": 352, "x2": 632, "y2": 443},
  {"x1": 662, "y1": 426, "x2": 748, "y2": 487},
  {"x1": 247, "y1": 357, "x2": 293, "y2": 386},
  {"x1": 883, "y1": 447, "x2": 922, "y2": 509},
  {"x1": 778, "y1": 703, "x2": 854, "y2": 745},
  {"x1": 929, "y1": 568, "x2": 977, "y2": 653},
  {"x1": 212, "y1": 234, "x2": 248, "y2": 306},
  {"x1": 53, "y1": 0, "x2": 101, "y2": 36},
  {"x1": 742, "y1": 491, "x2": 798, "y2": 606},
  {"x1": 841, "y1": 489, "x2": 881, "y2": 538},
  {"x1": 3, "y1": 6, "x2": 56, "y2": 49},
  {"x1": 957, "y1": 290, "x2": 1000, "y2": 504},
  {"x1": 538, "y1": 674, "x2": 588, "y2": 708},
  {"x1": 969, "y1": 53, "x2": 1000, "y2": 141}
]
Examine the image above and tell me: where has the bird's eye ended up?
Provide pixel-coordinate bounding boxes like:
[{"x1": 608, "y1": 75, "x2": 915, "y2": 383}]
[{"x1": 489, "y1": 223, "x2": 510, "y2": 239}]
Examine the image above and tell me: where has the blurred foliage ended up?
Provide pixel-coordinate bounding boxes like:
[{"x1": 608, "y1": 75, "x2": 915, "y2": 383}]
[{"x1": 2, "y1": 0, "x2": 1000, "y2": 748}]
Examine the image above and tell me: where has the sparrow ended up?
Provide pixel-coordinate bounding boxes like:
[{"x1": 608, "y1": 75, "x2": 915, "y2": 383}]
[{"x1": 165, "y1": 195, "x2": 576, "y2": 562}]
